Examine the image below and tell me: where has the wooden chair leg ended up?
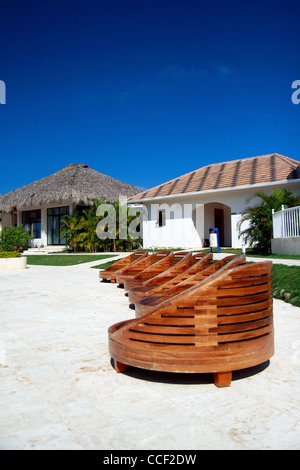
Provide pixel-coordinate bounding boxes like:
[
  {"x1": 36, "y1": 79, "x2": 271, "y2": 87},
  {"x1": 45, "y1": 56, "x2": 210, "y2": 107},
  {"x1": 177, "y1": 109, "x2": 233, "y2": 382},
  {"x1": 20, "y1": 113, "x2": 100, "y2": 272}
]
[
  {"x1": 114, "y1": 360, "x2": 128, "y2": 373},
  {"x1": 213, "y1": 371, "x2": 232, "y2": 387}
]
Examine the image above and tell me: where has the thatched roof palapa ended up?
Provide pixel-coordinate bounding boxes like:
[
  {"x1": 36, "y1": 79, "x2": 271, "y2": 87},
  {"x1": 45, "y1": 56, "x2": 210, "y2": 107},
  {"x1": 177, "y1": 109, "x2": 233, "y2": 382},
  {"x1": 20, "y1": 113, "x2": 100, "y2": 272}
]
[{"x1": 1, "y1": 164, "x2": 142, "y2": 213}]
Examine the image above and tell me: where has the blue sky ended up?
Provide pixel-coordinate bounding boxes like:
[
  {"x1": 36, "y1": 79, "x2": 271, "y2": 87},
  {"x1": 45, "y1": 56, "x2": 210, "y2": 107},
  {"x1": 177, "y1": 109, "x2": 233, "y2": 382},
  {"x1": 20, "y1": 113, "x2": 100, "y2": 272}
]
[{"x1": 0, "y1": 0, "x2": 299, "y2": 194}]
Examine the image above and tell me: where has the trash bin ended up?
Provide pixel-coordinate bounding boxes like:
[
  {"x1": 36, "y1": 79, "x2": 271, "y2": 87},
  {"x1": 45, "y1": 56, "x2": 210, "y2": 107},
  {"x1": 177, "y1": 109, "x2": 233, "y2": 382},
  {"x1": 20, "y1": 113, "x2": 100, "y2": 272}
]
[{"x1": 209, "y1": 228, "x2": 219, "y2": 253}]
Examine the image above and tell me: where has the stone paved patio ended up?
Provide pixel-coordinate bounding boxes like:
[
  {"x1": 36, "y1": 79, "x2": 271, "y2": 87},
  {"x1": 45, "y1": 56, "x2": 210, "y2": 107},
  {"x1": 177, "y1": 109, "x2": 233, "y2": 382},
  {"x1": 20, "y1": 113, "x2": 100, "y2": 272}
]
[{"x1": 0, "y1": 255, "x2": 299, "y2": 450}]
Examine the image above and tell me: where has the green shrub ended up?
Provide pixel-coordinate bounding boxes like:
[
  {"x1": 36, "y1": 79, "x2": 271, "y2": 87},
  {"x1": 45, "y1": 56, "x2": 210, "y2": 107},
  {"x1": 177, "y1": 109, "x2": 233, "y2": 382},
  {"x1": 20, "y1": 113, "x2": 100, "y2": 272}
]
[
  {"x1": 0, "y1": 251, "x2": 21, "y2": 258},
  {"x1": 0, "y1": 225, "x2": 32, "y2": 252}
]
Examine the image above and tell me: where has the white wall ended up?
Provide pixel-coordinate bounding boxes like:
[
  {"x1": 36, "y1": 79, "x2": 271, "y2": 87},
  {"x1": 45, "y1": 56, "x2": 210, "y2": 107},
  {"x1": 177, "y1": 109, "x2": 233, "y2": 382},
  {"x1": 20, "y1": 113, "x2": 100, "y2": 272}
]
[
  {"x1": 271, "y1": 237, "x2": 300, "y2": 255},
  {"x1": 142, "y1": 201, "x2": 203, "y2": 249},
  {"x1": 141, "y1": 190, "x2": 250, "y2": 249},
  {"x1": 140, "y1": 182, "x2": 300, "y2": 250},
  {"x1": 231, "y1": 214, "x2": 250, "y2": 248}
]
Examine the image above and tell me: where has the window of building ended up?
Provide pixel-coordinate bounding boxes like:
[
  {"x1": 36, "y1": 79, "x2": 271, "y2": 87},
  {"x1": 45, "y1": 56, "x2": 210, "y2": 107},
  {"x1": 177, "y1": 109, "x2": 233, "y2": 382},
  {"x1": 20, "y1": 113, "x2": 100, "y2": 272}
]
[
  {"x1": 47, "y1": 206, "x2": 69, "y2": 245},
  {"x1": 157, "y1": 209, "x2": 166, "y2": 227},
  {"x1": 22, "y1": 209, "x2": 41, "y2": 238}
]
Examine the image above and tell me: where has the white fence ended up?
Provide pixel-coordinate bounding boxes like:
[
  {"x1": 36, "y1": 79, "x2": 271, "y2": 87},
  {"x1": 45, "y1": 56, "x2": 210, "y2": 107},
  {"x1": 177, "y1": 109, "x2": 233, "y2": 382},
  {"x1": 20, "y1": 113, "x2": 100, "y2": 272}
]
[{"x1": 273, "y1": 205, "x2": 300, "y2": 238}]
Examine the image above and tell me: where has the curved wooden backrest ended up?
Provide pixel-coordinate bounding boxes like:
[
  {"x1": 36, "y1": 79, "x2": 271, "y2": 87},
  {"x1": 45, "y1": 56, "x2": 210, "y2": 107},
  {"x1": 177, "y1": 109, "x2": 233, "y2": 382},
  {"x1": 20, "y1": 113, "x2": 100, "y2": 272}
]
[
  {"x1": 142, "y1": 252, "x2": 206, "y2": 287},
  {"x1": 116, "y1": 251, "x2": 171, "y2": 284},
  {"x1": 140, "y1": 251, "x2": 192, "y2": 283},
  {"x1": 105, "y1": 251, "x2": 148, "y2": 272},
  {"x1": 108, "y1": 261, "x2": 274, "y2": 386},
  {"x1": 99, "y1": 251, "x2": 148, "y2": 279},
  {"x1": 125, "y1": 251, "x2": 190, "y2": 286},
  {"x1": 140, "y1": 252, "x2": 214, "y2": 294},
  {"x1": 135, "y1": 255, "x2": 246, "y2": 316},
  {"x1": 128, "y1": 261, "x2": 273, "y2": 346},
  {"x1": 127, "y1": 252, "x2": 213, "y2": 304},
  {"x1": 164, "y1": 254, "x2": 245, "y2": 295}
]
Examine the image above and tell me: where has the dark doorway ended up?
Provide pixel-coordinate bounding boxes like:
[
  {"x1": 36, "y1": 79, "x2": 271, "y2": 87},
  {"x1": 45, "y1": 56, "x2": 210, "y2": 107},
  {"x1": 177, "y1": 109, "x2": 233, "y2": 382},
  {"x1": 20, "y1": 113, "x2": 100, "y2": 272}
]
[
  {"x1": 47, "y1": 206, "x2": 69, "y2": 245},
  {"x1": 214, "y1": 208, "x2": 224, "y2": 246}
]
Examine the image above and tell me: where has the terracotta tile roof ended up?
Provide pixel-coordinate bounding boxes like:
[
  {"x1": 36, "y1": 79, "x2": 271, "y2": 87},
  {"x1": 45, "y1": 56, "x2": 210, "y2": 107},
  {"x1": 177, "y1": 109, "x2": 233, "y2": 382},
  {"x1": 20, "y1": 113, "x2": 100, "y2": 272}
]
[{"x1": 129, "y1": 153, "x2": 300, "y2": 201}]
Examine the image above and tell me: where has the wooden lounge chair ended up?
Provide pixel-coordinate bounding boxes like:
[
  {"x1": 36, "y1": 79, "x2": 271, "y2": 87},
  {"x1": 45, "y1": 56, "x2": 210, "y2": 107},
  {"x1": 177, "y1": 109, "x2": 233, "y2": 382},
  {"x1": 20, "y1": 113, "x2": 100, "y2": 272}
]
[
  {"x1": 134, "y1": 254, "x2": 245, "y2": 318},
  {"x1": 116, "y1": 251, "x2": 171, "y2": 287},
  {"x1": 108, "y1": 261, "x2": 274, "y2": 387},
  {"x1": 123, "y1": 251, "x2": 190, "y2": 291},
  {"x1": 128, "y1": 252, "x2": 213, "y2": 305},
  {"x1": 99, "y1": 251, "x2": 148, "y2": 283}
]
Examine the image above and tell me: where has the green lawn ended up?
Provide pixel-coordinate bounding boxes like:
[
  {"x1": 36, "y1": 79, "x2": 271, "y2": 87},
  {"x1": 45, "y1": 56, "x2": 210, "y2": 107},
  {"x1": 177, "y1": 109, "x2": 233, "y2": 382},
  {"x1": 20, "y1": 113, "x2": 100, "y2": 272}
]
[
  {"x1": 91, "y1": 260, "x2": 119, "y2": 269},
  {"x1": 197, "y1": 247, "x2": 300, "y2": 260},
  {"x1": 272, "y1": 264, "x2": 300, "y2": 307},
  {"x1": 26, "y1": 254, "x2": 117, "y2": 266}
]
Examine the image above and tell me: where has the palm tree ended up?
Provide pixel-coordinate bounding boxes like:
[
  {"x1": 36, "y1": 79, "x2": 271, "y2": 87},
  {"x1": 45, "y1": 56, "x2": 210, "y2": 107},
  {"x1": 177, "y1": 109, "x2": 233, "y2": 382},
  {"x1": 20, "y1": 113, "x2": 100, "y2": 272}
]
[
  {"x1": 113, "y1": 198, "x2": 143, "y2": 252},
  {"x1": 61, "y1": 198, "x2": 143, "y2": 253},
  {"x1": 78, "y1": 198, "x2": 107, "y2": 252},
  {"x1": 60, "y1": 210, "x2": 84, "y2": 252},
  {"x1": 238, "y1": 189, "x2": 300, "y2": 254}
]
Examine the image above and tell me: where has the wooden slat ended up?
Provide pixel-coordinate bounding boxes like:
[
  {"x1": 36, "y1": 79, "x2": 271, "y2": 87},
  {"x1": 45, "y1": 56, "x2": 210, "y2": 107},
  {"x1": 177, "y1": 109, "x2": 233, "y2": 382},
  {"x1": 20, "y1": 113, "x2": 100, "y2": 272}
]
[
  {"x1": 214, "y1": 316, "x2": 272, "y2": 334},
  {"x1": 217, "y1": 324, "x2": 273, "y2": 343},
  {"x1": 127, "y1": 330, "x2": 197, "y2": 344},
  {"x1": 216, "y1": 299, "x2": 272, "y2": 316},
  {"x1": 126, "y1": 330, "x2": 219, "y2": 346},
  {"x1": 146, "y1": 314, "x2": 217, "y2": 325},
  {"x1": 217, "y1": 306, "x2": 272, "y2": 324},
  {"x1": 129, "y1": 324, "x2": 217, "y2": 335}
]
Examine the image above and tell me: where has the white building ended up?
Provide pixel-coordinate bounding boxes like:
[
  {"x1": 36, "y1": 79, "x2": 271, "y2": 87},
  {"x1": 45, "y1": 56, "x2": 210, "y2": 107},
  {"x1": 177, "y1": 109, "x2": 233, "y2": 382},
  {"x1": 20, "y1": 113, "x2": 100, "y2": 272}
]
[{"x1": 128, "y1": 153, "x2": 300, "y2": 250}]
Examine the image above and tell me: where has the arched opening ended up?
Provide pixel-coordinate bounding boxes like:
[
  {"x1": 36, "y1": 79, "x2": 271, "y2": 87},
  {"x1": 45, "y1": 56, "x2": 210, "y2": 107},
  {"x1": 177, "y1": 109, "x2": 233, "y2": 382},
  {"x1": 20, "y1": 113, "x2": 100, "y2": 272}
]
[
  {"x1": 205, "y1": 202, "x2": 231, "y2": 247},
  {"x1": 193, "y1": 202, "x2": 232, "y2": 247}
]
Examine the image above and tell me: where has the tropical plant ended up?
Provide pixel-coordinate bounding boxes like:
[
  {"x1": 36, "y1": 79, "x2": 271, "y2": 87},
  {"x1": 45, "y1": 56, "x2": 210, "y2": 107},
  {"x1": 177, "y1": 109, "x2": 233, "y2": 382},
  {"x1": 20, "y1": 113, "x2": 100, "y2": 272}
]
[
  {"x1": 77, "y1": 198, "x2": 106, "y2": 253},
  {"x1": 0, "y1": 225, "x2": 32, "y2": 252},
  {"x1": 60, "y1": 209, "x2": 84, "y2": 252},
  {"x1": 60, "y1": 198, "x2": 143, "y2": 252},
  {"x1": 95, "y1": 198, "x2": 142, "y2": 252},
  {"x1": 238, "y1": 189, "x2": 300, "y2": 254}
]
